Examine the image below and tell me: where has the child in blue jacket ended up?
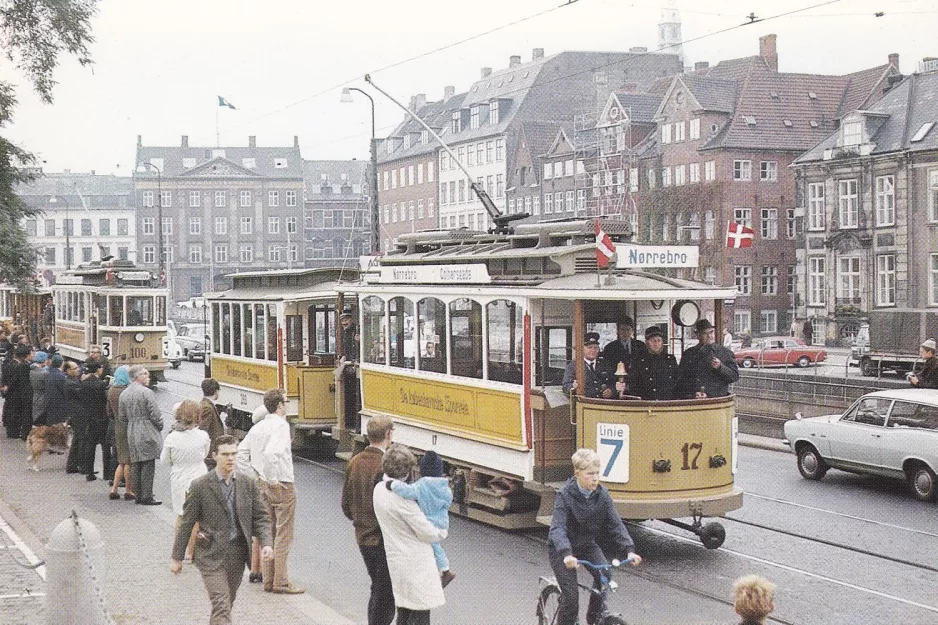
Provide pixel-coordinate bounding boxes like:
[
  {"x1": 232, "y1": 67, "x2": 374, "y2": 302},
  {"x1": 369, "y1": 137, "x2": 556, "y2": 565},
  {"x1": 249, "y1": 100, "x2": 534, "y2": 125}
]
[{"x1": 390, "y1": 450, "x2": 455, "y2": 588}]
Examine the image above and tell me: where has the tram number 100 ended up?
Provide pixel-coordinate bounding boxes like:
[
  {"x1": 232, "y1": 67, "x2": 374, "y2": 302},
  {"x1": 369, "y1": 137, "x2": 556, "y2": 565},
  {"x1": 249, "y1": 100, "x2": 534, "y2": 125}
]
[
  {"x1": 680, "y1": 442, "x2": 703, "y2": 470},
  {"x1": 130, "y1": 347, "x2": 147, "y2": 359}
]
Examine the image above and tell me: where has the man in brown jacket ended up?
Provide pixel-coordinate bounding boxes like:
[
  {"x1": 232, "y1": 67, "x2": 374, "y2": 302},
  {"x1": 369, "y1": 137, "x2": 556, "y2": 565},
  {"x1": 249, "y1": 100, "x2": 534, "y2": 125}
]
[
  {"x1": 341, "y1": 415, "x2": 395, "y2": 625},
  {"x1": 199, "y1": 378, "x2": 224, "y2": 469}
]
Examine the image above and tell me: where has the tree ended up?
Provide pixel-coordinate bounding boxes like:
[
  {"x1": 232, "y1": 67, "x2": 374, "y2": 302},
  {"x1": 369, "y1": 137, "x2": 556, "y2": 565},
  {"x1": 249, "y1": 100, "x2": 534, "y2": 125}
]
[{"x1": 0, "y1": 0, "x2": 98, "y2": 289}]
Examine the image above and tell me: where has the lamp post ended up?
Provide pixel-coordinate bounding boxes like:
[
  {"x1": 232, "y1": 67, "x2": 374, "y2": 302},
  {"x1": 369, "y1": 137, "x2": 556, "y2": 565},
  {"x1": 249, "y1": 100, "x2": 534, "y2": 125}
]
[
  {"x1": 341, "y1": 87, "x2": 379, "y2": 255},
  {"x1": 48, "y1": 196, "x2": 71, "y2": 270},
  {"x1": 138, "y1": 162, "x2": 164, "y2": 288}
]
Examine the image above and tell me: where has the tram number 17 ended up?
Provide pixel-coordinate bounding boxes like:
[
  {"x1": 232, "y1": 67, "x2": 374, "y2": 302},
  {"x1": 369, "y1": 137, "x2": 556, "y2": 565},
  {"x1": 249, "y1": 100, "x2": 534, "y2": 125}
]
[{"x1": 681, "y1": 442, "x2": 703, "y2": 470}]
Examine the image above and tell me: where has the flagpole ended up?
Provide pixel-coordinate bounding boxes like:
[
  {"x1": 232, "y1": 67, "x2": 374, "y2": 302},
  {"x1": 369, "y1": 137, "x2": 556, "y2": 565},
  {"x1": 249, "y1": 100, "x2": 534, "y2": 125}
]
[{"x1": 216, "y1": 105, "x2": 220, "y2": 147}]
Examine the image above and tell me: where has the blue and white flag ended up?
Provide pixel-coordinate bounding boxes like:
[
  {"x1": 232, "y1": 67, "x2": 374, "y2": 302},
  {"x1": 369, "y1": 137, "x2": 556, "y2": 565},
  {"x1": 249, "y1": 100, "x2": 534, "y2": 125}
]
[{"x1": 217, "y1": 95, "x2": 236, "y2": 110}]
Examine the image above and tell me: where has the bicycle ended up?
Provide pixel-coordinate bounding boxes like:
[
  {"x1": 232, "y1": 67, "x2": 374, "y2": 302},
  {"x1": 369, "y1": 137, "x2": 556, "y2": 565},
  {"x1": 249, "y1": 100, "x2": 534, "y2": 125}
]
[{"x1": 536, "y1": 555, "x2": 637, "y2": 625}]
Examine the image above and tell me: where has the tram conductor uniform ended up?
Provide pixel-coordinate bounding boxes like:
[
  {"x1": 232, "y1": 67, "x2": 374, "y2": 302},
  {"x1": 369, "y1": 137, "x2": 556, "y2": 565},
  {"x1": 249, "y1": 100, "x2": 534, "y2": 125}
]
[
  {"x1": 627, "y1": 326, "x2": 680, "y2": 401},
  {"x1": 600, "y1": 316, "x2": 647, "y2": 376},
  {"x1": 562, "y1": 333, "x2": 616, "y2": 398},
  {"x1": 677, "y1": 319, "x2": 739, "y2": 398}
]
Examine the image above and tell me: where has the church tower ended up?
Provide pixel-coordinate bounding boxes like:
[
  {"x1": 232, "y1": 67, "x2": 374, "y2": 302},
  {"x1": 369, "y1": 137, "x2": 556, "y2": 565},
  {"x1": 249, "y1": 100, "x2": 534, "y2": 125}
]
[{"x1": 658, "y1": 0, "x2": 686, "y2": 70}]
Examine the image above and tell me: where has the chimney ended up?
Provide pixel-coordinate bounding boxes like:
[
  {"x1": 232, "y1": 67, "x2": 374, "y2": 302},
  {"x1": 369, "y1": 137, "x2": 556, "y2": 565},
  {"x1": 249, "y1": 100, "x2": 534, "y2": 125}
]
[
  {"x1": 532, "y1": 48, "x2": 544, "y2": 61},
  {"x1": 888, "y1": 52, "x2": 899, "y2": 69},
  {"x1": 137, "y1": 135, "x2": 142, "y2": 148},
  {"x1": 444, "y1": 85, "x2": 455, "y2": 100},
  {"x1": 509, "y1": 55, "x2": 521, "y2": 68},
  {"x1": 481, "y1": 67, "x2": 492, "y2": 78},
  {"x1": 248, "y1": 135, "x2": 256, "y2": 148},
  {"x1": 694, "y1": 61, "x2": 709, "y2": 71},
  {"x1": 293, "y1": 135, "x2": 299, "y2": 148},
  {"x1": 759, "y1": 34, "x2": 778, "y2": 72},
  {"x1": 181, "y1": 135, "x2": 188, "y2": 147},
  {"x1": 414, "y1": 93, "x2": 426, "y2": 111}
]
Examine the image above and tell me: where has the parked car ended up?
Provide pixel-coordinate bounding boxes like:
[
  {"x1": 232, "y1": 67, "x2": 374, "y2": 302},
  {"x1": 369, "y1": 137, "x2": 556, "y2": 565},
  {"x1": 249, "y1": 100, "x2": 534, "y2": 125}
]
[
  {"x1": 784, "y1": 389, "x2": 938, "y2": 501},
  {"x1": 172, "y1": 322, "x2": 208, "y2": 361},
  {"x1": 734, "y1": 336, "x2": 827, "y2": 368}
]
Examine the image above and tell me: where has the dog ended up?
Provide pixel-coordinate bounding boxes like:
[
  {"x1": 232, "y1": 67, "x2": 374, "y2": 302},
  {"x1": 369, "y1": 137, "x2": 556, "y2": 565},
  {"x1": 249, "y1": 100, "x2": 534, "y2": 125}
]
[{"x1": 26, "y1": 424, "x2": 72, "y2": 472}]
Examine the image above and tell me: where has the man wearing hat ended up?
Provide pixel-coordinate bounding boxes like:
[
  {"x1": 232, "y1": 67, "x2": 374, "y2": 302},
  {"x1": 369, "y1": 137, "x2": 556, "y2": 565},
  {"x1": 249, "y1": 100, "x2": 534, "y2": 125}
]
[
  {"x1": 601, "y1": 316, "x2": 647, "y2": 378},
  {"x1": 562, "y1": 332, "x2": 616, "y2": 399},
  {"x1": 338, "y1": 309, "x2": 361, "y2": 431},
  {"x1": 909, "y1": 339, "x2": 938, "y2": 389},
  {"x1": 677, "y1": 318, "x2": 739, "y2": 399},
  {"x1": 627, "y1": 326, "x2": 680, "y2": 401}
]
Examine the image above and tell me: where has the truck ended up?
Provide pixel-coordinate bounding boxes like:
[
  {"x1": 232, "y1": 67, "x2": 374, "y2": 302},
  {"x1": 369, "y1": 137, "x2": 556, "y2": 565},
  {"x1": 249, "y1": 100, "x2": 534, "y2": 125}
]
[{"x1": 854, "y1": 309, "x2": 938, "y2": 377}]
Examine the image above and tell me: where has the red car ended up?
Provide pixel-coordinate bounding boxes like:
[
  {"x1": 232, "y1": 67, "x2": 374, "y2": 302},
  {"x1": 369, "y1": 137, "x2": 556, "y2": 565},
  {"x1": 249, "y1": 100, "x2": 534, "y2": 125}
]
[{"x1": 735, "y1": 337, "x2": 827, "y2": 368}]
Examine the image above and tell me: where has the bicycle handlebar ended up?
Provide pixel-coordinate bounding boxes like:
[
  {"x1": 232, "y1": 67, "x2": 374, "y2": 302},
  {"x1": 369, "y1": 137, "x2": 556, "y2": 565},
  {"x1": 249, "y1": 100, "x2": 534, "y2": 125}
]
[{"x1": 577, "y1": 555, "x2": 638, "y2": 571}]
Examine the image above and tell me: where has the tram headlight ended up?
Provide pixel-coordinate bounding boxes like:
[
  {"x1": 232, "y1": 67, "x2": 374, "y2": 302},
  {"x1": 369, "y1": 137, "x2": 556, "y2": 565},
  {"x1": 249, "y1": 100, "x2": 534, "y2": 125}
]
[{"x1": 134, "y1": 332, "x2": 145, "y2": 343}]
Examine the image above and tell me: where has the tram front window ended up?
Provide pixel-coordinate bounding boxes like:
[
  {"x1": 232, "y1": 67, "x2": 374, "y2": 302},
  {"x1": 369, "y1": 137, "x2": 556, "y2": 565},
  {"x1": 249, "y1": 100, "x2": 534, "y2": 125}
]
[
  {"x1": 417, "y1": 298, "x2": 446, "y2": 374},
  {"x1": 389, "y1": 297, "x2": 415, "y2": 369},
  {"x1": 449, "y1": 298, "x2": 482, "y2": 379},
  {"x1": 487, "y1": 299, "x2": 523, "y2": 384},
  {"x1": 535, "y1": 327, "x2": 572, "y2": 386},
  {"x1": 286, "y1": 315, "x2": 303, "y2": 361},
  {"x1": 111, "y1": 296, "x2": 123, "y2": 326},
  {"x1": 362, "y1": 296, "x2": 386, "y2": 364},
  {"x1": 127, "y1": 296, "x2": 153, "y2": 326},
  {"x1": 96, "y1": 296, "x2": 108, "y2": 326}
]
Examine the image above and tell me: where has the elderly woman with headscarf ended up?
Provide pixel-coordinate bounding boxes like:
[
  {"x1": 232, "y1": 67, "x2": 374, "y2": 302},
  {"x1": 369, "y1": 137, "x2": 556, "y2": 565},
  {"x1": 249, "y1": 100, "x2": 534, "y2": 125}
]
[
  {"x1": 107, "y1": 366, "x2": 134, "y2": 500},
  {"x1": 373, "y1": 444, "x2": 448, "y2": 625}
]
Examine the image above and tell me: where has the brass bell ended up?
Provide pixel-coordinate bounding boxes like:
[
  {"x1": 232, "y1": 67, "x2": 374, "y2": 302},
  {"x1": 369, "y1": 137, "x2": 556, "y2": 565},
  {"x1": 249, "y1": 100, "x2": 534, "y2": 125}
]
[{"x1": 614, "y1": 362, "x2": 627, "y2": 377}]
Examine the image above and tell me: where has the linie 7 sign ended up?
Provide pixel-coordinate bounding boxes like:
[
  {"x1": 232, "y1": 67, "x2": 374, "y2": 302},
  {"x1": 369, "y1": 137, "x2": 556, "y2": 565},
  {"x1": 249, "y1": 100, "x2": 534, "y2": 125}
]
[{"x1": 726, "y1": 221, "x2": 755, "y2": 248}]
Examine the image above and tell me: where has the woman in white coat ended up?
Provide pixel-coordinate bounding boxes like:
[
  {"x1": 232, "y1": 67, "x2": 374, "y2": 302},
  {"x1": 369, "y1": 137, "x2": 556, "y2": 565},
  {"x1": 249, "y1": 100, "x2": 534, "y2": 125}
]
[
  {"x1": 160, "y1": 400, "x2": 210, "y2": 559},
  {"x1": 374, "y1": 445, "x2": 448, "y2": 625}
]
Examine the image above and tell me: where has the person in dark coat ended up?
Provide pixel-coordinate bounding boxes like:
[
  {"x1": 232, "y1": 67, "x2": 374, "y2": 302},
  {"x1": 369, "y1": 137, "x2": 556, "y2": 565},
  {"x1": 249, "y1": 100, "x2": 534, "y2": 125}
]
[
  {"x1": 75, "y1": 362, "x2": 111, "y2": 482},
  {"x1": 802, "y1": 319, "x2": 814, "y2": 346},
  {"x1": 909, "y1": 339, "x2": 938, "y2": 389},
  {"x1": 64, "y1": 361, "x2": 90, "y2": 473},
  {"x1": 43, "y1": 354, "x2": 69, "y2": 425},
  {"x1": 4, "y1": 345, "x2": 33, "y2": 439},
  {"x1": 548, "y1": 449, "x2": 642, "y2": 625},
  {"x1": 627, "y1": 326, "x2": 680, "y2": 400},
  {"x1": 562, "y1": 332, "x2": 616, "y2": 398},
  {"x1": 677, "y1": 319, "x2": 740, "y2": 399},
  {"x1": 199, "y1": 378, "x2": 224, "y2": 470},
  {"x1": 29, "y1": 351, "x2": 49, "y2": 427},
  {"x1": 601, "y1": 316, "x2": 647, "y2": 378},
  {"x1": 83, "y1": 345, "x2": 112, "y2": 378}
]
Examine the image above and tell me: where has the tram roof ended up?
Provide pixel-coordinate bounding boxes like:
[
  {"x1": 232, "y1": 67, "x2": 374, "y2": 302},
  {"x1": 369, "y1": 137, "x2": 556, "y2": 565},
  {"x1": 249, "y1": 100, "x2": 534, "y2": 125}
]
[{"x1": 208, "y1": 266, "x2": 359, "y2": 303}]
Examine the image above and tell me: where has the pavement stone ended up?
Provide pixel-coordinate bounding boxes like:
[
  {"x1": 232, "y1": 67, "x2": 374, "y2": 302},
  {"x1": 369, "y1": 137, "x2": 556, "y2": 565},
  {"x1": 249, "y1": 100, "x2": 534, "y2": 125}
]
[{"x1": 0, "y1": 434, "x2": 354, "y2": 625}]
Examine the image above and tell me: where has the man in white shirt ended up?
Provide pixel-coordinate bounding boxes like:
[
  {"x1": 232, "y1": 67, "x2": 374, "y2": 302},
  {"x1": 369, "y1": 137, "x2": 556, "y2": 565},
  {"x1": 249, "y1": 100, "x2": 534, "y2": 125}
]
[{"x1": 236, "y1": 388, "x2": 304, "y2": 594}]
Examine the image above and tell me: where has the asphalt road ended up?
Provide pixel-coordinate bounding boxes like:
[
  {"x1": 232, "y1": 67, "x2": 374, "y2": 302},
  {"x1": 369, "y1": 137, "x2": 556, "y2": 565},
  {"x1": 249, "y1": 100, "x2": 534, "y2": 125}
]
[{"x1": 152, "y1": 361, "x2": 938, "y2": 625}]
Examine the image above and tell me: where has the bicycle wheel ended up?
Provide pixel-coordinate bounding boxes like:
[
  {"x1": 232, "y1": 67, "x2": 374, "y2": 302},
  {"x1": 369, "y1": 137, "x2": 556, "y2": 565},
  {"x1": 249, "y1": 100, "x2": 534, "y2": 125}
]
[
  {"x1": 536, "y1": 584, "x2": 561, "y2": 625},
  {"x1": 601, "y1": 615, "x2": 628, "y2": 625}
]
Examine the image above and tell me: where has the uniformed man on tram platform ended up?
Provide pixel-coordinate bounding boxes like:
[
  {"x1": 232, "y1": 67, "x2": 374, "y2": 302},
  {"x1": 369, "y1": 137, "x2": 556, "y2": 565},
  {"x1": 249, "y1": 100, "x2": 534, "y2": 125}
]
[
  {"x1": 677, "y1": 318, "x2": 739, "y2": 398},
  {"x1": 562, "y1": 332, "x2": 615, "y2": 399},
  {"x1": 627, "y1": 325, "x2": 680, "y2": 401}
]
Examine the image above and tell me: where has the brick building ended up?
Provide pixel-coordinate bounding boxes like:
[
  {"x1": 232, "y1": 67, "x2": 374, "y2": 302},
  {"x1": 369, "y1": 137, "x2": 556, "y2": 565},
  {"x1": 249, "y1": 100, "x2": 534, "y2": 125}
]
[{"x1": 303, "y1": 160, "x2": 372, "y2": 266}]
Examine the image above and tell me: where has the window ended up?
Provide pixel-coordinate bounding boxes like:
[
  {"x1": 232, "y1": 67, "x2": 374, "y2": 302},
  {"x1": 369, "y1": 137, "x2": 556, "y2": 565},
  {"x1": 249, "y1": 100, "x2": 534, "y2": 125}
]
[
  {"x1": 142, "y1": 218, "x2": 154, "y2": 235},
  {"x1": 268, "y1": 217, "x2": 280, "y2": 234},
  {"x1": 788, "y1": 266, "x2": 796, "y2": 295},
  {"x1": 286, "y1": 191, "x2": 297, "y2": 207},
  {"x1": 674, "y1": 121, "x2": 685, "y2": 142},
  {"x1": 734, "y1": 208, "x2": 752, "y2": 229},
  {"x1": 214, "y1": 244, "x2": 228, "y2": 263},
  {"x1": 240, "y1": 217, "x2": 252, "y2": 234},
  {"x1": 64, "y1": 219, "x2": 73, "y2": 236},
  {"x1": 733, "y1": 160, "x2": 752, "y2": 181},
  {"x1": 80, "y1": 219, "x2": 92, "y2": 236},
  {"x1": 189, "y1": 191, "x2": 200, "y2": 207},
  {"x1": 787, "y1": 209, "x2": 796, "y2": 239},
  {"x1": 161, "y1": 246, "x2": 174, "y2": 264},
  {"x1": 838, "y1": 179, "x2": 858, "y2": 228},
  {"x1": 508, "y1": 199, "x2": 516, "y2": 214},
  {"x1": 544, "y1": 193, "x2": 553, "y2": 213},
  {"x1": 761, "y1": 266, "x2": 778, "y2": 295},
  {"x1": 532, "y1": 197, "x2": 539, "y2": 215},
  {"x1": 470, "y1": 106, "x2": 479, "y2": 129},
  {"x1": 839, "y1": 257, "x2": 861, "y2": 301},
  {"x1": 487, "y1": 300, "x2": 523, "y2": 384},
  {"x1": 760, "y1": 161, "x2": 778, "y2": 181},
  {"x1": 734, "y1": 310, "x2": 751, "y2": 334},
  {"x1": 543, "y1": 163, "x2": 552, "y2": 180},
  {"x1": 554, "y1": 162, "x2": 563, "y2": 179},
  {"x1": 489, "y1": 103, "x2": 499, "y2": 125},
  {"x1": 45, "y1": 219, "x2": 55, "y2": 236},
  {"x1": 576, "y1": 189, "x2": 585, "y2": 211},
  {"x1": 44, "y1": 248, "x2": 55, "y2": 264},
  {"x1": 930, "y1": 171, "x2": 938, "y2": 221},
  {"x1": 427, "y1": 161, "x2": 434, "y2": 182},
  {"x1": 629, "y1": 168, "x2": 639, "y2": 192},
  {"x1": 239, "y1": 244, "x2": 253, "y2": 263},
  {"x1": 496, "y1": 139, "x2": 504, "y2": 161},
  {"x1": 189, "y1": 246, "x2": 202, "y2": 264},
  {"x1": 689, "y1": 163, "x2": 700, "y2": 183},
  {"x1": 877, "y1": 254, "x2": 896, "y2": 306},
  {"x1": 565, "y1": 191, "x2": 574, "y2": 212},
  {"x1": 118, "y1": 247, "x2": 128, "y2": 260},
  {"x1": 161, "y1": 218, "x2": 173, "y2": 235},
  {"x1": 661, "y1": 124, "x2": 672, "y2": 144},
  {"x1": 417, "y1": 164, "x2": 424, "y2": 185},
  {"x1": 98, "y1": 219, "x2": 110, "y2": 236},
  {"x1": 214, "y1": 217, "x2": 227, "y2": 235},
  {"x1": 689, "y1": 118, "x2": 700, "y2": 139},
  {"x1": 674, "y1": 165, "x2": 685, "y2": 186},
  {"x1": 875, "y1": 175, "x2": 895, "y2": 226},
  {"x1": 142, "y1": 191, "x2": 154, "y2": 207},
  {"x1": 704, "y1": 161, "x2": 715, "y2": 181},
  {"x1": 214, "y1": 191, "x2": 226, "y2": 207},
  {"x1": 160, "y1": 191, "x2": 172, "y2": 207},
  {"x1": 843, "y1": 121, "x2": 862, "y2": 146},
  {"x1": 760, "y1": 310, "x2": 777, "y2": 334},
  {"x1": 735, "y1": 265, "x2": 752, "y2": 295},
  {"x1": 24, "y1": 219, "x2": 36, "y2": 237},
  {"x1": 554, "y1": 192, "x2": 563, "y2": 213},
  {"x1": 457, "y1": 181, "x2": 465, "y2": 203},
  {"x1": 274, "y1": 158, "x2": 288, "y2": 169},
  {"x1": 647, "y1": 169, "x2": 656, "y2": 189},
  {"x1": 189, "y1": 217, "x2": 201, "y2": 235},
  {"x1": 82, "y1": 247, "x2": 92, "y2": 262},
  {"x1": 930, "y1": 255, "x2": 938, "y2": 305},
  {"x1": 761, "y1": 208, "x2": 778, "y2": 239},
  {"x1": 809, "y1": 257, "x2": 826, "y2": 305},
  {"x1": 267, "y1": 190, "x2": 279, "y2": 207},
  {"x1": 565, "y1": 160, "x2": 574, "y2": 177},
  {"x1": 268, "y1": 246, "x2": 281, "y2": 263},
  {"x1": 142, "y1": 245, "x2": 155, "y2": 264},
  {"x1": 417, "y1": 199, "x2": 425, "y2": 219},
  {"x1": 662, "y1": 167, "x2": 671, "y2": 187},
  {"x1": 496, "y1": 174, "x2": 504, "y2": 198},
  {"x1": 407, "y1": 165, "x2": 414, "y2": 186},
  {"x1": 808, "y1": 183, "x2": 825, "y2": 230}
]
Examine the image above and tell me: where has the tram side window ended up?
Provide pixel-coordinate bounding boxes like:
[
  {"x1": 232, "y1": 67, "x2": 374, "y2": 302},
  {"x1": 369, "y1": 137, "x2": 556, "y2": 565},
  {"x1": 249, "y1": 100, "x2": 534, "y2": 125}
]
[
  {"x1": 389, "y1": 297, "x2": 415, "y2": 370},
  {"x1": 221, "y1": 303, "x2": 231, "y2": 355},
  {"x1": 286, "y1": 315, "x2": 303, "y2": 361},
  {"x1": 110, "y1": 296, "x2": 123, "y2": 326},
  {"x1": 212, "y1": 304, "x2": 221, "y2": 354},
  {"x1": 156, "y1": 297, "x2": 166, "y2": 327},
  {"x1": 127, "y1": 296, "x2": 153, "y2": 326},
  {"x1": 79, "y1": 293, "x2": 86, "y2": 322},
  {"x1": 486, "y1": 299, "x2": 523, "y2": 384},
  {"x1": 449, "y1": 299, "x2": 482, "y2": 379},
  {"x1": 313, "y1": 306, "x2": 335, "y2": 354},
  {"x1": 362, "y1": 296, "x2": 386, "y2": 365},
  {"x1": 232, "y1": 304, "x2": 242, "y2": 357},
  {"x1": 96, "y1": 296, "x2": 108, "y2": 326},
  {"x1": 254, "y1": 304, "x2": 266, "y2": 359},
  {"x1": 244, "y1": 304, "x2": 254, "y2": 358},
  {"x1": 535, "y1": 327, "x2": 572, "y2": 386},
  {"x1": 267, "y1": 304, "x2": 277, "y2": 362},
  {"x1": 417, "y1": 298, "x2": 446, "y2": 374}
]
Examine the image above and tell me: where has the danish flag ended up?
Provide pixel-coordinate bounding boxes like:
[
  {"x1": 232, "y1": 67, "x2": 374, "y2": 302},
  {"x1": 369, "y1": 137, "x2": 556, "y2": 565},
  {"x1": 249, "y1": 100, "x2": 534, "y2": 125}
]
[
  {"x1": 595, "y1": 220, "x2": 615, "y2": 268},
  {"x1": 726, "y1": 221, "x2": 755, "y2": 248}
]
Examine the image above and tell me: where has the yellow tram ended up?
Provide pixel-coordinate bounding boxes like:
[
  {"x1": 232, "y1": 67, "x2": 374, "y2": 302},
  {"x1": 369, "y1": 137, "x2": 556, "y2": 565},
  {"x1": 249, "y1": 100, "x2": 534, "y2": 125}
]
[
  {"x1": 205, "y1": 267, "x2": 359, "y2": 446},
  {"x1": 341, "y1": 220, "x2": 742, "y2": 547},
  {"x1": 51, "y1": 261, "x2": 172, "y2": 378},
  {"x1": 0, "y1": 285, "x2": 51, "y2": 336}
]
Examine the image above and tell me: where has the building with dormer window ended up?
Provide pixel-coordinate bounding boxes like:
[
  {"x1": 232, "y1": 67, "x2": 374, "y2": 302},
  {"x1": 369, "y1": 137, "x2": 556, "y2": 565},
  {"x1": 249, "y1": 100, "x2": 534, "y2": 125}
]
[
  {"x1": 303, "y1": 159, "x2": 372, "y2": 267},
  {"x1": 134, "y1": 135, "x2": 304, "y2": 302},
  {"x1": 792, "y1": 63, "x2": 938, "y2": 344}
]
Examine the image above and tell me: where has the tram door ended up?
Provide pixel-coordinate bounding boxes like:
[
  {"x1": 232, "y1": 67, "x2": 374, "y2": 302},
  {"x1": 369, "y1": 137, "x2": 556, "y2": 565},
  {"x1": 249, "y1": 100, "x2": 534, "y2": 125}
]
[{"x1": 297, "y1": 304, "x2": 338, "y2": 430}]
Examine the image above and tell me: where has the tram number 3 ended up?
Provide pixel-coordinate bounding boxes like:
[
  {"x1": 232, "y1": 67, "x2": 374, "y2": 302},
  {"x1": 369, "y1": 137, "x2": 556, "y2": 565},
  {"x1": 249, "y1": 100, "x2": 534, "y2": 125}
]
[
  {"x1": 239, "y1": 393, "x2": 249, "y2": 407},
  {"x1": 681, "y1": 442, "x2": 703, "y2": 470}
]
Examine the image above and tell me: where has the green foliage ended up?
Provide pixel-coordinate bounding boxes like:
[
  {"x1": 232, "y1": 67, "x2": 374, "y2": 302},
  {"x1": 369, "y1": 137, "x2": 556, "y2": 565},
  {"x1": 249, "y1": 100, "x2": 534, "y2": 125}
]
[{"x1": 0, "y1": 0, "x2": 98, "y2": 288}]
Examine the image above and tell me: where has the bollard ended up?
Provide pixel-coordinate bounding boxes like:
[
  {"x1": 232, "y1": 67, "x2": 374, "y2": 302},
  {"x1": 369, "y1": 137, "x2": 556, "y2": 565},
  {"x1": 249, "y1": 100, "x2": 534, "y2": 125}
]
[{"x1": 44, "y1": 513, "x2": 109, "y2": 625}]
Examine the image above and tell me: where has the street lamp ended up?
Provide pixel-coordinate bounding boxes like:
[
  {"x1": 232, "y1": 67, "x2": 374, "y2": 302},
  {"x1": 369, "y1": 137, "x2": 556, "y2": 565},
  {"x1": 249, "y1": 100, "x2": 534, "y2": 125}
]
[
  {"x1": 48, "y1": 196, "x2": 71, "y2": 270},
  {"x1": 137, "y1": 162, "x2": 164, "y2": 287},
  {"x1": 341, "y1": 87, "x2": 379, "y2": 255}
]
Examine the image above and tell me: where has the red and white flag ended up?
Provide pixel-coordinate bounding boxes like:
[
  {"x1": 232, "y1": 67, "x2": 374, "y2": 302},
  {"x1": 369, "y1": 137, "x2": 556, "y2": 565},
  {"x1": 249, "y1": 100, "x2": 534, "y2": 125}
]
[
  {"x1": 726, "y1": 221, "x2": 755, "y2": 248},
  {"x1": 595, "y1": 220, "x2": 615, "y2": 268}
]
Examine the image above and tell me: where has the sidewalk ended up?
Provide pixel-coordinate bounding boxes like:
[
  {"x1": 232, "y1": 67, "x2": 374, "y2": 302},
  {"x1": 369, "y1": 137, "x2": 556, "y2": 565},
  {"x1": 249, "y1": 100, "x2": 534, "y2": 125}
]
[{"x1": 0, "y1": 435, "x2": 353, "y2": 625}]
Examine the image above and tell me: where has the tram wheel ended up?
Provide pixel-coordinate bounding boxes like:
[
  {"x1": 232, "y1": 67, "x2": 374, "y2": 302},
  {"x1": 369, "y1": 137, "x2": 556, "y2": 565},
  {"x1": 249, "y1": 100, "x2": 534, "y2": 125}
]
[
  {"x1": 536, "y1": 584, "x2": 561, "y2": 625},
  {"x1": 797, "y1": 445, "x2": 828, "y2": 480},
  {"x1": 908, "y1": 464, "x2": 937, "y2": 502},
  {"x1": 699, "y1": 522, "x2": 725, "y2": 550},
  {"x1": 741, "y1": 358, "x2": 755, "y2": 369}
]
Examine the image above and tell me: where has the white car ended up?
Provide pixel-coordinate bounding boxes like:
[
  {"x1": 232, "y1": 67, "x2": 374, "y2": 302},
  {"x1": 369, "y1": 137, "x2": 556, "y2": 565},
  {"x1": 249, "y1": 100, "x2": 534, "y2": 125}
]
[{"x1": 784, "y1": 389, "x2": 938, "y2": 501}]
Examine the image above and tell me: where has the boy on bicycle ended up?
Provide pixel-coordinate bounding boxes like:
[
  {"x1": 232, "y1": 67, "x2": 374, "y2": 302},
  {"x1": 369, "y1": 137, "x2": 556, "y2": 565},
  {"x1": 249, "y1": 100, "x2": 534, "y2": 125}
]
[{"x1": 548, "y1": 448, "x2": 642, "y2": 625}]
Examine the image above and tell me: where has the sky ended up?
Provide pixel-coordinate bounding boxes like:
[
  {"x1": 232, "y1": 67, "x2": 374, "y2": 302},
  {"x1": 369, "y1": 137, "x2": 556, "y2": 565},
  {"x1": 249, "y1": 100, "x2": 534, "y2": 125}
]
[{"x1": 6, "y1": 0, "x2": 937, "y2": 176}]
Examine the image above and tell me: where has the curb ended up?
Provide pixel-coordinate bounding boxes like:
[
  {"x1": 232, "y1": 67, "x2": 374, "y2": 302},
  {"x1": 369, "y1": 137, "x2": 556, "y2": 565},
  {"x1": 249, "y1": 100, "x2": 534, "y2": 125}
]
[{"x1": 738, "y1": 433, "x2": 791, "y2": 453}]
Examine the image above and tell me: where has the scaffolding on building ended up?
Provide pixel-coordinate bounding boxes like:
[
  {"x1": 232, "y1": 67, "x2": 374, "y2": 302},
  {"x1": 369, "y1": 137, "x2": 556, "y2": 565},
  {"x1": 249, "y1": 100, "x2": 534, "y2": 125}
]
[{"x1": 572, "y1": 106, "x2": 637, "y2": 229}]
